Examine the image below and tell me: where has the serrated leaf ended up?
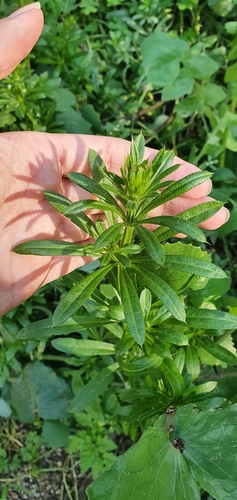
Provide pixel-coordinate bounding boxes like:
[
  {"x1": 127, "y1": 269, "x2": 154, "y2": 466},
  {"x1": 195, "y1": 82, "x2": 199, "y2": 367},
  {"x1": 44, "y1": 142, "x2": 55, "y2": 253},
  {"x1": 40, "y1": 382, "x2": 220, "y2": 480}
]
[
  {"x1": 164, "y1": 255, "x2": 227, "y2": 279},
  {"x1": 118, "y1": 355, "x2": 163, "y2": 377},
  {"x1": 159, "y1": 357, "x2": 184, "y2": 397},
  {"x1": 140, "y1": 171, "x2": 212, "y2": 216},
  {"x1": 16, "y1": 316, "x2": 113, "y2": 340},
  {"x1": 70, "y1": 363, "x2": 118, "y2": 413},
  {"x1": 199, "y1": 337, "x2": 237, "y2": 365},
  {"x1": 152, "y1": 328, "x2": 189, "y2": 346},
  {"x1": 186, "y1": 308, "x2": 237, "y2": 330},
  {"x1": 44, "y1": 190, "x2": 96, "y2": 236},
  {"x1": 87, "y1": 411, "x2": 200, "y2": 500},
  {"x1": 141, "y1": 216, "x2": 206, "y2": 243},
  {"x1": 64, "y1": 199, "x2": 122, "y2": 218},
  {"x1": 67, "y1": 172, "x2": 123, "y2": 215},
  {"x1": 185, "y1": 345, "x2": 200, "y2": 380},
  {"x1": 176, "y1": 404, "x2": 237, "y2": 500},
  {"x1": 135, "y1": 267, "x2": 186, "y2": 322},
  {"x1": 53, "y1": 264, "x2": 114, "y2": 325},
  {"x1": 135, "y1": 225, "x2": 165, "y2": 264},
  {"x1": 131, "y1": 133, "x2": 145, "y2": 165},
  {"x1": 14, "y1": 239, "x2": 96, "y2": 256},
  {"x1": 154, "y1": 201, "x2": 223, "y2": 241},
  {"x1": 120, "y1": 270, "x2": 145, "y2": 347},
  {"x1": 52, "y1": 338, "x2": 115, "y2": 357},
  {"x1": 94, "y1": 223, "x2": 124, "y2": 250}
]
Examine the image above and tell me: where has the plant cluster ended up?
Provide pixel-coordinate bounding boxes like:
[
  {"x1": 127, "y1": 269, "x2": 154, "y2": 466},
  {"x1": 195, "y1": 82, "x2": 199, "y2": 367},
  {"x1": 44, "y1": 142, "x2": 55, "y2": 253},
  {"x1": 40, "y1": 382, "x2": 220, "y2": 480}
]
[
  {"x1": 1, "y1": 0, "x2": 237, "y2": 498},
  {"x1": 1, "y1": 135, "x2": 236, "y2": 498}
]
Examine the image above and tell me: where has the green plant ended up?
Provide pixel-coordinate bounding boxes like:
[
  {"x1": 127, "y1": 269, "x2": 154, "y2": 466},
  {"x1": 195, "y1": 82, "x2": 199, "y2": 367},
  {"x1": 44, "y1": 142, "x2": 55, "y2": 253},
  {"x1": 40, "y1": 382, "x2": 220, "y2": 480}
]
[{"x1": 12, "y1": 134, "x2": 237, "y2": 499}]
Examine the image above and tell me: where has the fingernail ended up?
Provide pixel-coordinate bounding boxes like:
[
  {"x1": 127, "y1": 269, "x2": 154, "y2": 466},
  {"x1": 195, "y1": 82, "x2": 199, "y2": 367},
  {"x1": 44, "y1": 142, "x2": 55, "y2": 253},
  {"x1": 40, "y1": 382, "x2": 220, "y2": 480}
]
[
  {"x1": 8, "y1": 2, "x2": 41, "y2": 19},
  {"x1": 223, "y1": 207, "x2": 230, "y2": 222},
  {"x1": 206, "y1": 179, "x2": 213, "y2": 196}
]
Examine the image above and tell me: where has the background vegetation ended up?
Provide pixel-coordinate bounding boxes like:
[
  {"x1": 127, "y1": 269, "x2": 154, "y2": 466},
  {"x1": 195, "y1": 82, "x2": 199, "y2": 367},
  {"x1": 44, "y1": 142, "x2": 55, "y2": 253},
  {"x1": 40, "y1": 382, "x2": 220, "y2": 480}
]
[{"x1": 1, "y1": 0, "x2": 237, "y2": 498}]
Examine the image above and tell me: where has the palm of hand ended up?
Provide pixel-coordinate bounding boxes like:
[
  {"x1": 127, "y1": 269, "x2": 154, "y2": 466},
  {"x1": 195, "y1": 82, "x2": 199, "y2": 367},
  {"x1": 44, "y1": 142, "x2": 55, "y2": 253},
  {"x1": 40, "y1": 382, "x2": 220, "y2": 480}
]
[{"x1": 0, "y1": 132, "x2": 226, "y2": 316}]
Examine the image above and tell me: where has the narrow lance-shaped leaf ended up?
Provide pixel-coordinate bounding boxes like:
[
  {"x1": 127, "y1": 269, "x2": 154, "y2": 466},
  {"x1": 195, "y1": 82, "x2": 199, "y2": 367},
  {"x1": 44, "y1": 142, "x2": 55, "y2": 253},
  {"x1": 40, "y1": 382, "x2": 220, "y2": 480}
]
[
  {"x1": 67, "y1": 172, "x2": 124, "y2": 216},
  {"x1": 159, "y1": 357, "x2": 184, "y2": 397},
  {"x1": 70, "y1": 363, "x2": 118, "y2": 413},
  {"x1": 64, "y1": 199, "x2": 122, "y2": 218},
  {"x1": 135, "y1": 225, "x2": 165, "y2": 265},
  {"x1": 52, "y1": 338, "x2": 115, "y2": 357},
  {"x1": 135, "y1": 267, "x2": 186, "y2": 322},
  {"x1": 139, "y1": 171, "x2": 212, "y2": 217},
  {"x1": 43, "y1": 190, "x2": 96, "y2": 237},
  {"x1": 199, "y1": 337, "x2": 237, "y2": 365},
  {"x1": 118, "y1": 355, "x2": 163, "y2": 377},
  {"x1": 164, "y1": 255, "x2": 227, "y2": 279},
  {"x1": 16, "y1": 316, "x2": 114, "y2": 340},
  {"x1": 14, "y1": 239, "x2": 98, "y2": 257},
  {"x1": 130, "y1": 132, "x2": 145, "y2": 165},
  {"x1": 154, "y1": 201, "x2": 223, "y2": 241},
  {"x1": 186, "y1": 308, "x2": 237, "y2": 330},
  {"x1": 94, "y1": 223, "x2": 124, "y2": 250},
  {"x1": 53, "y1": 264, "x2": 114, "y2": 325},
  {"x1": 120, "y1": 269, "x2": 145, "y2": 347},
  {"x1": 140, "y1": 216, "x2": 206, "y2": 243}
]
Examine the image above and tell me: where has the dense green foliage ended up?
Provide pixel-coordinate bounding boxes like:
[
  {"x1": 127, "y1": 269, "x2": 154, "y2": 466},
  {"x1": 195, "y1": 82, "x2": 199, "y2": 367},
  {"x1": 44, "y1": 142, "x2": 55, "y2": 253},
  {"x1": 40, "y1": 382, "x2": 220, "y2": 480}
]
[{"x1": 1, "y1": 0, "x2": 237, "y2": 499}]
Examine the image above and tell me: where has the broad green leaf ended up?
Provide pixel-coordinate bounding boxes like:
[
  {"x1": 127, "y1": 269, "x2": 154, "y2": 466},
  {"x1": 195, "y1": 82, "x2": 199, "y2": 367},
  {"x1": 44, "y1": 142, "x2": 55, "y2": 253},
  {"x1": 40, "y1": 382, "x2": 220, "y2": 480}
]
[
  {"x1": 16, "y1": 316, "x2": 113, "y2": 339},
  {"x1": 94, "y1": 223, "x2": 124, "y2": 250},
  {"x1": 52, "y1": 338, "x2": 115, "y2": 356},
  {"x1": 141, "y1": 28, "x2": 189, "y2": 87},
  {"x1": 140, "y1": 171, "x2": 212, "y2": 216},
  {"x1": 120, "y1": 270, "x2": 145, "y2": 347},
  {"x1": 164, "y1": 255, "x2": 226, "y2": 279},
  {"x1": 159, "y1": 357, "x2": 184, "y2": 397},
  {"x1": 118, "y1": 355, "x2": 163, "y2": 377},
  {"x1": 176, "y1": 404, "x2": 237, "y2": 500},
  {"x1": 184, "y1": 53, "x2": 219, "y2": 79},
  {"x1": 162, "y1": 74, "x2": 194, "y2": 100},
  {"x1": 0, "y1": 398, "x2": 12, "y2": 418},
  {"x1": 152, "y1": 328, "x2": 189, "y2": 346},
  {"x1": 141, "y1": 216, "x2": 206, "y2": 243},
  {"x1": 68, "y1": 172, "x2": 123, "y2": 214},
  {"x1": 87, "y1": 412, "x2": 200, "y2": 500},
  {"x1": 186, "y1": 308, "x2": 237, "y2": 330},
  {"x1": 11, "y1": 362, "x2": 71, "y2": 423},
  {"x1": 154, "y1": 201, "x2": 223, "y2": 241},
  {"x1": 135, "y1": 225, "x2": 165, "y2": 264},
  {"x1": 199, "y1": 337, "x2": 237, "y2": 365},
  {"x1": 14, "y1": 239, "x2": 96, "y2": 256},
  {"x1": 135, "y1": 267, "x2": 186, "y2": 322},
  {"x1": 42, "y1": 420, "x2": 69, "y2": 449},
  {"x1": 64, "y1": 199, "x2": 122, "y2": 218},
  {"x1": 185, "y1": 345, "x2": 200, "y2": 380},
  {"x1": 53, "y1": 264, "x2": 114, "y2": 325},
  {"x1": 70, "y1": 363, "x2": 118, "y2": 413}
]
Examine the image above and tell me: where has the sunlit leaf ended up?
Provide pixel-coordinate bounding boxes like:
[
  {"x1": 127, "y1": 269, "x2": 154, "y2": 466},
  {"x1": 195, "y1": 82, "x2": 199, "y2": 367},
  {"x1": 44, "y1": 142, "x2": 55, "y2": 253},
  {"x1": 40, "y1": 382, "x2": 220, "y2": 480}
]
[
  {"x1": 52, "y1": 338, "x2": 115, "y2": 356},
  {"x1": 53, "y1": 264, "x2": 114, "y2": 325},
  {"x1": 120, "y1": 270, "x2": 145, "y2": 346}
]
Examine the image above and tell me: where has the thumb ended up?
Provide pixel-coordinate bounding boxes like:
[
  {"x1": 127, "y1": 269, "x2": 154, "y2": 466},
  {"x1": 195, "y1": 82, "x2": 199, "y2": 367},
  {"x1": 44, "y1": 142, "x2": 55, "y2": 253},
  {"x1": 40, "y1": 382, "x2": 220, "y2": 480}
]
[{"x1": 0, "y1": 2, "x2": 44, "y2": 80}]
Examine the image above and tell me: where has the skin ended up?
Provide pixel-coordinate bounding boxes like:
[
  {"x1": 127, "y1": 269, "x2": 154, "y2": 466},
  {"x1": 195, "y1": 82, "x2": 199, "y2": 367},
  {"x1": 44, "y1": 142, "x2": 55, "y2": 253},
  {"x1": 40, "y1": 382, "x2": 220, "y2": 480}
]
[{"x1": 0, "y1": 3, "x2": 229, "y2": 316}]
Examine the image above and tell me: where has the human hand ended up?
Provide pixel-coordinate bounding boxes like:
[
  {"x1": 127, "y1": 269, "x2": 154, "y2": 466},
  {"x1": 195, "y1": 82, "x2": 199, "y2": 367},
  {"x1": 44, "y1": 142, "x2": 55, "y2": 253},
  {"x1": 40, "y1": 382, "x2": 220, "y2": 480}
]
[
  {"x1": 0, "y1": 2, "x2": 43, "y2": 80},
  {"x1": 0, "y1": 132, "x2": 229, "y2": 316}
]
